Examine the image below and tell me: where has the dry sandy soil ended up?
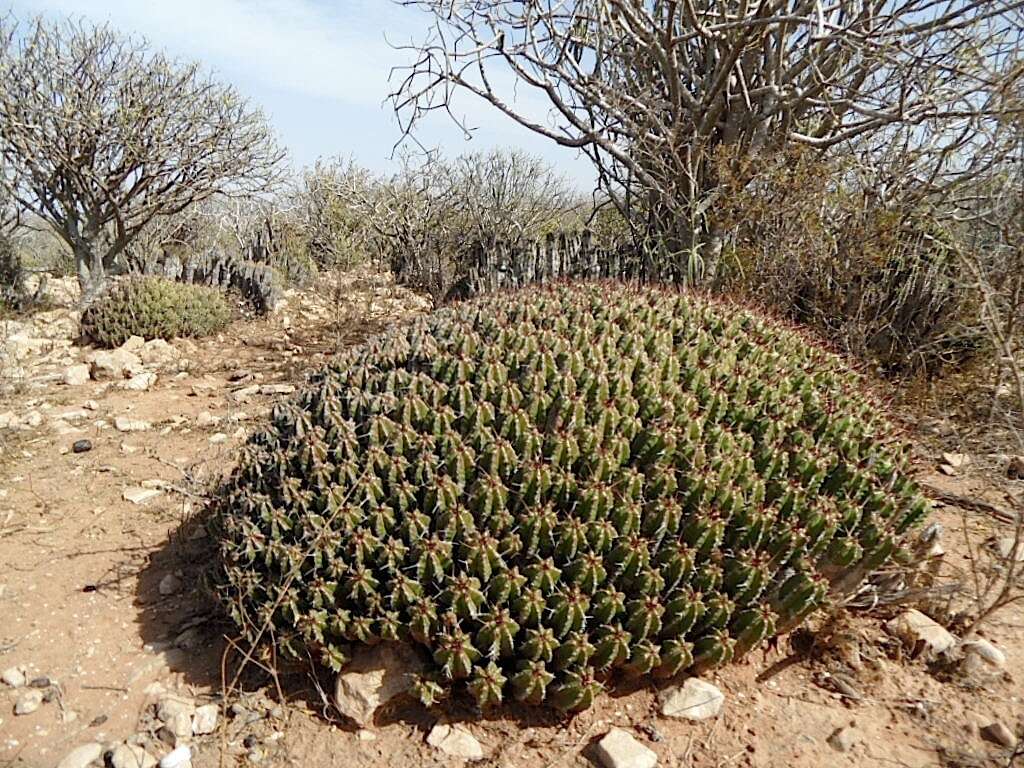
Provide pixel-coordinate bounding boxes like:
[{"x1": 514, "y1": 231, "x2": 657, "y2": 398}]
[{"x1": 0, "y1": 272, "x2": 1021, "y2": 768}]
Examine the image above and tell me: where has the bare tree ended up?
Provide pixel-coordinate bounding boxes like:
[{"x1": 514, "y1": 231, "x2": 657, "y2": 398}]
[
  {"x1": 0, "y1": 15, "x2": 286, "y2": 302},
  {"x1": 392, "y1": 0, "x2": 1024, "y2": 282}
]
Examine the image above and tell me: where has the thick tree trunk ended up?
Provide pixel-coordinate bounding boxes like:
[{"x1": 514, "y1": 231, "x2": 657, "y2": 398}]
[{"x1": 74, "y1": 242, "x2": 107, "y2": 306}]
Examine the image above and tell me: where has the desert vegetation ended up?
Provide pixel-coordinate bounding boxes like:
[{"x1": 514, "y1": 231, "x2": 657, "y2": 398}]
[{"x1": 0, "y1": 3, "x2": 1023, "y2": 768}]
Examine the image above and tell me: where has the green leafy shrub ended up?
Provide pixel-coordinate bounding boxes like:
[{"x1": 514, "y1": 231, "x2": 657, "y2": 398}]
[
  {"x1": 212, "y1": 283, "x2": 928, "y2": 713},
  {"x1": 81, "y1": 276, "x2": 232, "y2": 347}
]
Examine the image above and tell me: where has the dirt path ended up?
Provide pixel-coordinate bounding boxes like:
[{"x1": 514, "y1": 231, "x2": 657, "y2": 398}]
[{"x1": 0, "y1": 275, "x2": 1021, "y2": 768}]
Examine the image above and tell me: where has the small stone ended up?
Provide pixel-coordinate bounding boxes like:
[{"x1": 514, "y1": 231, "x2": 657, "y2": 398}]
[
  {"x1": 260, "y1": 384, "x2": 295, "y2": 395},
  {"x1": 658, "y1": 678, "x2": 724, "y2": 720},
  {"x1": 208, "y1": 433, "x2": 228, "y2": 444},
  {"x1": 63, "y1": 364, "x2": 91, "y2": 386},
  {"x1": 56, "y1": 742, "x2": 104, "y2": 768},
  {"x1": 941, "y1": 452, "x2": 970, "y2": 469},
  {"x1": 993, "y1": 537, "x2": 1024, "y2": 562},
  {"x1": 980, "y1": 721, "x2": 1017, "y2": 748},
  {"x1": 140, "y1": 339, "x2": 179, "y2": 365},
  {"x1": 165, "y1": 710, "x2": 193, "y2": 739},
  {"x1": 960, "y1": 638, "x2": 1006, "y2": 668},
  {"x1": 124, "y1": 487, "x2": 163, "y2": 505},
  {"x1": 333, "y1": 642, "x2": 425, "y2": 726},
  {"x1": 356, "y1": 729, "x2": 376, "y2": 742},
  {"x1": 14, "y1": 688, "x2": 44, "y2": 715},
  {"x1": 159, "y1": 573, "x2": 183, "y2": 596},
  {"x1": 196, "y1": 412, "x2": 221, "y2": 428},
  {"x1": 72, "y1": 439, "x2": 93, "y2": 454},
  {"x1": 123, "y1": 372, "x2": 157, "y2": 392},
  {"x1": 594, "y1": 728, "x2": 657, "y2": 768},
  {"x1": 937, "y1": 464, "x2": 956, "y2": 476},
  {"x1": 89, "y1": 348, "x2": 142, "y2": 380},
  {"x1": 114, "y1": 415, "x2": 151, "y2": 433},
  {"x1": 231, "y1": 385, "x2": 261, "y2": 403},
  {"x1": 122, "y1": 335, "x2": 146, "y2": 352},
  {"x1": 427, "y1": 724, "x2": 484, "y2": 761},
  {"x1": 159, "y1": 746, "x2": 192, "y2": 768},
  {"x1": 192, "y1": 703, "x2": 218, "y2": 735},
  {"x1": 110, "y1": 743, "x2": 157, "y2": 768},
  {"x1": 827, "y1": 727, "x2": 858, "y2": 753},
  {"x1": 29, "y1": 675, "x2": 51, "y2": 688},
  {"x1": 885, "y1": 609, "x2": 958, "y2": 657},
  {"x1": 2, "y1": 666, "x2": 26, "y2": 688}
]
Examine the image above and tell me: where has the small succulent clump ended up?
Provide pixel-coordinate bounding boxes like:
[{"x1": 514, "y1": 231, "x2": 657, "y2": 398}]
[
  {"x1": 212, "y1": 282, "x2": 928, "y2": 713},
  {"x1": 81, "y1": 276, "x2": 232, "y2": 347}
]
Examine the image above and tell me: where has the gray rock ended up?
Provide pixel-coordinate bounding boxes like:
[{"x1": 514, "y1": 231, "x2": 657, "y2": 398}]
[
  {"x1": 140, "y1": 339, "x2": 179, "y2": 366},
  {"x1": 827, "y1": 727, "x2": 858, "y2": 753},
  {"x1": 885, "y1": 609, "x2": 957, "y2": 657},
  {"x1": 196, "y1": 411, "x2": 221, "y2": 428},
  {"x1": 158, "y1": 573, "x2": 183, "y2": 596},
  {"x1": 123, "y1": 487, "x2": 163, "y2": 505},
  {"x1": 89, "y1": 349, "x2": 142, "y2": 380},
  {"x1": 14, "y1": 688, "x2": 43, "y2": 714},
  {"x1": 993, "y1": 537, "x2": 1024, "y2": 562},
  {"x1": 56, "y1": 742, "x2": 103, "y2": 768},
  {"x1": 121, "y1": 336, "x2": 146, "y2": 352},
  {"x1": 72, "y1": 439, "x2": 93, "y2": 454},
  {"x1": 57, "y1": 741, "x2": 104, "y2": 768},
  {"x1": 2, "y1": 665, "x2": 26, "y2": 688},
  {"x1": 658, "y1": 678, "x2": 724, "y2": 720},
  {"x1": 426, "y1": 724, "x2": 484, "y2": 761},
  {"x1": 63, "y1": 364, "x2": 91, "y2": 386},
  {"x1": 333, "y1": 642, "x2": 425, "y2": 726},
  {"x1": 114, "y1": 415, "x2": 151, "y2": 433},
  {"x1": 594, "y1": 728, "x2": 657, "y2": 768},
  {"x1": 192, "y1": 703, "x2": 218, "y2": 735},
  {"x1": 960, "y1": 638, "x2": 1006, "y2": 668},
  {"x1": 110, "y1": 743, "x2": 158, "y2": 768},
  {"x1": 260, "y1": 384, "x2": 295, "y2": 395},
  {"x1": 123, "y1": 372, "x2": 157, "y2": 392},
  {"x1": 156, "y1": 694, "x2": 195, "y2": 724},
  {"x1": 158, "y1": 746, "x2": 192, "y2": 768},
  {"x1": 208, "y1": 433, "x2": 228, "y2": 444},
  {"x1": 981, "y1": 721, "x2": 1017, "y2": 749},
  {"x1": 231, "y1": 385, "x2": 261, "y2": 403}
]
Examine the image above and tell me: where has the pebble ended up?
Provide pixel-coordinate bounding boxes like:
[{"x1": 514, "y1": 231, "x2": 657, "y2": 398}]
[
  {"x1": 960, "y1": 638, "x2": 1006, "y2": 668},
  {"x1": 159, "y1": 573, "x2": 183, "y2": 596},
  {"x1": 62, "y1": 364, "x2": 91, "y2": 386},
  {"x1": 72, "y1": 439, "x2": 93, "y2": 453},
  {"x1": 14, "y1": 689, "x2": 43, "y2": 715},
  {"x1": 993, "y1": 537, "x2": 1024, "y2": 562},
  {"x1": 594, "y1": 728, "x2": 657, "y2": 768},
  {"x1": 196, "y1": 411, "x2": 221, "y2": 428},
  {"x1": 2, "y1": 666, "x2": 26, "y2": 688},
  {"x1": 159, "y1": 746, "x2": 192, "y2": 768},
  {"x1": 192, "y1": 703, "x2": 218, "y2": 735},
  {"x1": 981, "y1": 721, "x2": 1017, "y2": 749},
  {"x1": 356, "y1": 729, "x2": 376, "y2": 741},
  {"x1": 123, "y1": 371, "x2": 158, "y2": 392},
  {"x1": 29, "y1": 675, "x2": 51, "y2": 688},
  {"x1": 827, "y1": 726, "x2": 858, "y2": 753},
  {"x1": 260, "y1": 384, "x2": 296, "y2": 395},
  {"x1": 208, "y1": 433, "x2": 228, "y2": 444},
  {"x1": 658, "y1": 678, "x2": 724, "y2": 720},
  {"x1": 110, "y1": 743, "x2": 157, "y2": 768},
  {"x1": 333, "y1": 642, "x2": 425, "y2": 726},
  {"x1": 885, "y1": 609, "x2": 957, "y2": 657},
  {"x1": 426, "y1": 723, "x2": 484, "y2": 761},
  {"x1": 56, "y1": 742, "x2": 103, "y2": 768},
  {"x1": 114, "y1": 415, "x2": 152, "y2": 433}
]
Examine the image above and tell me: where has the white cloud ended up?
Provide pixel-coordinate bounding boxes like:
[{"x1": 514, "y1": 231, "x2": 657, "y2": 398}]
[{"x1": 14, "y1": 0, "x2": 399, "y2": 105}]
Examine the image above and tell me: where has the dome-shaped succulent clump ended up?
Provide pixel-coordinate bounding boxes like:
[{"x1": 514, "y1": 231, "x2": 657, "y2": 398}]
[
  {"x1": 81, "y1": 276, "x2": 232, "y2": 348},
  {"x1": 212, "y1": 282, "x2": 927, "y2": 713}
]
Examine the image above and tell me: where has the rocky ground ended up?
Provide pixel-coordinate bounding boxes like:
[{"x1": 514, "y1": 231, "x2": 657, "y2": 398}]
[{"x1": 0, "y1": 273, "x2": 1022, "y2": 768}]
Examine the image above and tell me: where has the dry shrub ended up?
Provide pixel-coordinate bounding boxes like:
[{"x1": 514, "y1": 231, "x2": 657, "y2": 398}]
[{"x1": 715, "y1": 148, "x2": 981, "y2": 377}]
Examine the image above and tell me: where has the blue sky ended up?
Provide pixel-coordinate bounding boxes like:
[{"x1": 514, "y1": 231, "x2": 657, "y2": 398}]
[{"x1": 7, "y1": 0, "x2": 595, "y2": 185}]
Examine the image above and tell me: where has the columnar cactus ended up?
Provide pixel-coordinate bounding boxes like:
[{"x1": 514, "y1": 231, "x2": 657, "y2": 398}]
[{"x1": 212, "y1": 282, "x2": 928, "y2": 713}]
